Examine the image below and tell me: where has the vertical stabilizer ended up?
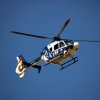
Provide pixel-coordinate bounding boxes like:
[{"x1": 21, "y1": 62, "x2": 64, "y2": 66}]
[{"x1": 15, "y1": 55, "x2": 28, "y2": 78}]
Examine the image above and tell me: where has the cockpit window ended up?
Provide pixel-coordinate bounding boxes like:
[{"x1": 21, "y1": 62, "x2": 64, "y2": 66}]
[
  {"x1": 64, "y1": 40, "x2": 68, "y2": 45},
  {"x1": 54, "y1": 44, "x2": 58, "y2": 50},
  {"x1": 59, "y1": 42, "x2": 65, "y2": 47},
  {"x1": 64, "y1": 40, "x2": 74, "y2": 45}
]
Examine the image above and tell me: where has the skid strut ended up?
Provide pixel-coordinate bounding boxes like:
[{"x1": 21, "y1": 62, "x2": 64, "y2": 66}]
[{"x1": 59, "y1": 57, "x2": 78, "y2": 70}]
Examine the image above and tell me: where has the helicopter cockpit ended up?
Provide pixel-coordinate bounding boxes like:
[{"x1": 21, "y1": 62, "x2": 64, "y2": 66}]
[
  {"x1": 48, "y1": 41, "x2": 67, "y2": 52},
  {"x1": 41, "y1": 40, "x2": 74, "y2": 56},
  {"x1": 41, "y1": 41, "x2": 68, "y2": 58},
  {"x1": 50, "y1": 40, "x2": 74, "y2": 51}
]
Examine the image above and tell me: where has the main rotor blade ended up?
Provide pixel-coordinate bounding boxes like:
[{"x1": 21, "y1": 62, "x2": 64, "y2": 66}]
[
  {"x1": 61, "y1": 38, "x2": 100, "y2": 42},
  {"x1": 10, "y1": 31, "x2": 54, "y2": 39},
  {"x1": 73, "y1": 40, "x2": 100, "y2": 42},
  {"x1": 57, "y1": 19, "x2": 70, "y2": 38}
]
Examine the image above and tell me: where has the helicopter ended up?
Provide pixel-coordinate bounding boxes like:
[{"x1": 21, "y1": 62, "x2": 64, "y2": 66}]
[{"x1": 11, "y1": 19, "x2": 100, "y2": 78}]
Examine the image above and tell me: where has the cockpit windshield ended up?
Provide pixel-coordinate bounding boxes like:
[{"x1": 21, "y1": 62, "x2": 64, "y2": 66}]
[
  {"x1": 64, "y1": 40, "x2": 69, "y2": 45},
  {"x1": 59, "y1": 42, "x2": 65, "y2": 47},
  {"x1": 64, "y1": 40, "x2": 74, "y2": 45}
]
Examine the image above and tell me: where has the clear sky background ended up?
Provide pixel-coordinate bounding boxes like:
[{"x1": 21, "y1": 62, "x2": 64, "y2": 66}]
[{"x1": 0, "y1": 0, "x2": 100, "y2": 100}]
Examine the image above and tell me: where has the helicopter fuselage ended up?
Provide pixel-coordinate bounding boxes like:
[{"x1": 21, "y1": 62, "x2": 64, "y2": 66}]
[{"x1": 41, "y1": 40, "x2": 79, "y2": 64}]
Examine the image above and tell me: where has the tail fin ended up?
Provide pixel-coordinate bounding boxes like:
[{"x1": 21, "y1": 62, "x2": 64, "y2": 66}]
[{"x1": 15, "y1": 55, "x2": 29, "y2": 78}]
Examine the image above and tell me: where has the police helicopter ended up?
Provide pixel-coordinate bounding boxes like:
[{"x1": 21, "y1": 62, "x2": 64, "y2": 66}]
[{"x1": 10, "y1": 19, "x2": 100, "y2": 78}]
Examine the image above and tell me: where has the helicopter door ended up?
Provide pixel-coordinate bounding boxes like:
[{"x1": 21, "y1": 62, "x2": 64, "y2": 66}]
[
  {"x1": 59, "y1": 41, "x2": 65, "y2": 52},
  {"x1": 53, "y1": 43, "x2": 59, "y2": 57}
]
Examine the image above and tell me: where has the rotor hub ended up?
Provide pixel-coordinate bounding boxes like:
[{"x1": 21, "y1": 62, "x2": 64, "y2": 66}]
[{"x1": 53, "y1": 37, "x2": 60, "y2": 41}]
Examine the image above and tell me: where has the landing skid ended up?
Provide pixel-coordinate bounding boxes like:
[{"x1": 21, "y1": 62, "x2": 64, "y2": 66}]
[
  {"x1": 59, "y1": 57, "x2": 78, "y2": 70},
  {"x1": 44, "y1": 56, "x2": 78, "y2": 70}
]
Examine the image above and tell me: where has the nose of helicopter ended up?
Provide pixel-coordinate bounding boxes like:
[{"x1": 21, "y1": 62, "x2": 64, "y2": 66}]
[{"x1": 74, "y1": 42, "x2": 79, "y2": 48}]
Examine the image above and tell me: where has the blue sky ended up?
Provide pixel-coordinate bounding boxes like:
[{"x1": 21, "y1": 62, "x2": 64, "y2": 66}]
[{"x1": 0, "y1": 0, "x2": 100, "y2": 100}]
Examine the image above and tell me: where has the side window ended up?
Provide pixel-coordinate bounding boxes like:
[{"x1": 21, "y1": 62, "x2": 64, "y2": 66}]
[
  {"x1": 54, "y1": 44, "x2": 58, "y2": 50},
  {"x1": 59, "y1": 42, "x2": 65, "y2": 47},
  {"x1": 50, "y1": 47, "x2": 52, "y2": 51}
]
